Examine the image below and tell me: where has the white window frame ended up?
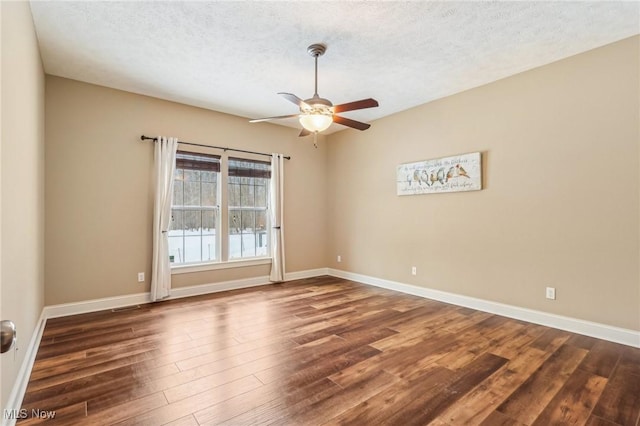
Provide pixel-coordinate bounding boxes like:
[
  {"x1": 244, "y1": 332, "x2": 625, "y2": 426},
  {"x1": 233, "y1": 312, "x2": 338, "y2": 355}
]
[
  {"x1": 227, "y1": 156, "x2": 271, "y2": 261},
  {"x1": 168, "y1": 151, "x2": 222, "y2": 267},
  {"x1": 170, "y1": 153, "x2": 272, "y2": 274}
]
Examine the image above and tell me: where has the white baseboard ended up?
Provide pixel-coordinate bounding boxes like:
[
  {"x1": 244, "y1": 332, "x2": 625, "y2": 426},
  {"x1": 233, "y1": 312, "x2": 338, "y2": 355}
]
[
  {"x1": 42, "y1": 268, "x2": 328, "y2": 319},
  {"x1": 328, "y1": 268, "x2": 640, "y2": 348},
  {"x1": 2, "y1": 312, "x2": 47, "y2": 426},
  {"x1": 285, "y1": 268, "x2": 329, "y2": 281},
  {"x1": 43, "y1": 292, "x2": 151, "y2": 319},
  {"x1": 170, "y1": 275, "x2": 271, "y2": 299}
]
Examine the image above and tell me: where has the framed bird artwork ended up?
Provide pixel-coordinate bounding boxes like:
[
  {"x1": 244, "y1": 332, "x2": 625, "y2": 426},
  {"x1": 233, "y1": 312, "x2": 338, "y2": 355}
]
[{"x1": 396, "y1": 152, "x2": 482, "y2": 195}]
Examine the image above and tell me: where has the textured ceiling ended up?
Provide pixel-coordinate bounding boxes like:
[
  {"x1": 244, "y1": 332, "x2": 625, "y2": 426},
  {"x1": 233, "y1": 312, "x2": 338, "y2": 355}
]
[{"x1": 29, "y1": 1, "x2": 639, "y2": 134}]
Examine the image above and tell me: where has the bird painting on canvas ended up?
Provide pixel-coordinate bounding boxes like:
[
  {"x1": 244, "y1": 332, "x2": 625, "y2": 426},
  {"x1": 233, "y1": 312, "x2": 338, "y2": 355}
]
[{"x1": 396, "y1": 152, "x2": 481, "y2": 196}]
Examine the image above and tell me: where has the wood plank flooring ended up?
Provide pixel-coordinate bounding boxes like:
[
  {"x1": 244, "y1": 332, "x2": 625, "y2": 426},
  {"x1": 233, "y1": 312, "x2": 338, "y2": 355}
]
[{"x1": 18, "y1": 276, "x2": 640, "y2": 425}]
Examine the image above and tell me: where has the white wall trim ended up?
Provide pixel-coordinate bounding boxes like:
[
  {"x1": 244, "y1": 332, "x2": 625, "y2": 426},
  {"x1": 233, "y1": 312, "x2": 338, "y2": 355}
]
[
  {"x1": 43, "y1": 292, "x2": 152, "y2": 319},
  {"x1": 171, "y1": 257, "x2": 272, "y2": 275},
  {"x1": 328, "y1": 268, "x2": 640, "y2": 348},
  {"x1": 2, "y1": 312, "x2": 47, "y2": 426},
  {"x1": 285, "y1": 268, "x2": 329, "y2": 281},
  {"x1": 41, "y1": 268, "x2": 640, "y2": 347},
  {"x1": 169, "y1": 275, "x2": 271, "y2": 300},
  {"x1": 42, "y1": 268, "x2": 328, "y2": 319}
]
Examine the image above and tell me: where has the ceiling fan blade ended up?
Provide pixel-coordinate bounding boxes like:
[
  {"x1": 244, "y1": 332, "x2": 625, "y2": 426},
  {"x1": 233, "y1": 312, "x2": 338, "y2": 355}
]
[
  {"x1": 333, "y1": 98, "x2": 379, "y2": 113},
  {"x1": 299, "y1": 128, "x2": 312, "y2": 137},
  {"x1": 250, "y1": 114, "x2": 300, "y2": 123},
  {"x1": 278, "y1": 92, "x2": 310, "y2": 109},
  {"x1": 333, "y1": 115, "x2": 371, "y2": 131}
]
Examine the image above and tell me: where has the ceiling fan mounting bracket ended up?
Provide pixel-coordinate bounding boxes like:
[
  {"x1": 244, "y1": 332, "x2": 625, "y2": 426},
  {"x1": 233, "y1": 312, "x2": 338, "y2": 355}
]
[{"x1": 307, "y1": 43, "x2": 326, "y2": 58}]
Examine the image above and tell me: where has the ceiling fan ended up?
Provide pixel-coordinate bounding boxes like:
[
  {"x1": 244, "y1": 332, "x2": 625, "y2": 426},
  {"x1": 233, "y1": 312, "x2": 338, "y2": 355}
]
[{"x1": 250, "y1": 43, "x2": 379, "y2": 142}]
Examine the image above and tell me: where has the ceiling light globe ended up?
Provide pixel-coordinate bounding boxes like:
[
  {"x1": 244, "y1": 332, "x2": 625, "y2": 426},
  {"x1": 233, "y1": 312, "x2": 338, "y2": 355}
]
[{"x1": 299, "y1": 113, "x2": 332, "y2": 132}]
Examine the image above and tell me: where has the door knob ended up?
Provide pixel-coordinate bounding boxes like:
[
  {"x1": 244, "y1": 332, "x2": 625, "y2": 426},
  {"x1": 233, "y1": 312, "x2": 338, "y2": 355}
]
[{"x1": 1, "y1": 320, "x2": 16, "y2": 353}]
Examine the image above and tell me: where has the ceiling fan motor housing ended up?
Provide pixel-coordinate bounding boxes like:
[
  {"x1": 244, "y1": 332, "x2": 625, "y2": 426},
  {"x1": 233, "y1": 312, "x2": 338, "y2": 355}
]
[{"x1": 302, "y1": 96, "x2": 333, "y2": 114}]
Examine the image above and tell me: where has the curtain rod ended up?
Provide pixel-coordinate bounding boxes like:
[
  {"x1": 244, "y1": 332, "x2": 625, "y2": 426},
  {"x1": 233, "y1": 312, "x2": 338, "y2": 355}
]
[{"x1": 140, "y1": 135, "x2": 291, "y2": 160}]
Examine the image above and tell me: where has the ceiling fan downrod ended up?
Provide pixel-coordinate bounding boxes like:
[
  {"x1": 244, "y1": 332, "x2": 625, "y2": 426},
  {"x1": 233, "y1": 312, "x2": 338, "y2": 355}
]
[{"x1": 307, "y1": 43, "x2": 326, "y2": 98}]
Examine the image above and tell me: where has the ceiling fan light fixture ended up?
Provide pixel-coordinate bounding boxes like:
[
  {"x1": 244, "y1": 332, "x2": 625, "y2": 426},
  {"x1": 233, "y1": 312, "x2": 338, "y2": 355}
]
[
  {"x1": 250, "y1": 43, "x2": 378, "y2": 136},
  {"x1": 299, "y1": 112, "x2": 332, "y2": 132}
]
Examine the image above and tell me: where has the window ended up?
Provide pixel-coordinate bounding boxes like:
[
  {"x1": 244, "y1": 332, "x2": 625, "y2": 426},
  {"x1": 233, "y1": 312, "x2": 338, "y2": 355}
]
[
  {"x1": 169, "y1": 152, "x2": 271, "y2": 267},
  {"x1": 168, "y1": 151, "x2": 221, "y2": 264},
  {"x1": 228, "y1": 157, "x2": 271, "y2": 259}
]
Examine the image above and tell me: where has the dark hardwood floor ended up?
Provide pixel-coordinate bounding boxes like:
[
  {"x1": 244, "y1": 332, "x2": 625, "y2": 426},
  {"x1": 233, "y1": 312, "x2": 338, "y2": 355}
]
[{"x1": 18, "y1": 276, "x2": 640, "y2": 425}]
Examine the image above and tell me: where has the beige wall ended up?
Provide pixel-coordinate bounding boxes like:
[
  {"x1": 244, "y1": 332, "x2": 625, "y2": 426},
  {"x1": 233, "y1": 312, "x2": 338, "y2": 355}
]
[
  {"x1": 327, "y1": 36, "x2": 640, "y2": 331},
  {"x1": 1, "y1": 1, "x2": 46, "y2": 408},
  {"x1": 45, "y1": 76, "x2": 327, "y2": 305},
  {"x1": 42, "y1": 34, "x2": 640, "y2": 332}
]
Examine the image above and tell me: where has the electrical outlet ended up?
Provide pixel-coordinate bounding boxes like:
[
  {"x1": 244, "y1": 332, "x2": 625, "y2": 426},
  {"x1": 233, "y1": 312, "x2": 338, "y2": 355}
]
[
  {"x1": 411, "y1": 266, "x2": 417, "y2": 276},
  {"x1": 138, "y1": 272, "x2": 145, "y2": 283},
  {"x1": 337, "y1": 255, "x2": 341, "y2": 263},
  {"x1": 546, "y1": 287, "x2": 556, "y2": 300}
]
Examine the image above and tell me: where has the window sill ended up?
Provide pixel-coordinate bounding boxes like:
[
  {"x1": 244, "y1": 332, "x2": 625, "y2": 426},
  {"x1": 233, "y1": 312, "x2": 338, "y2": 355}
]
[{"x1": 171, "y1": 257, "x2": 272, "y2": 275}]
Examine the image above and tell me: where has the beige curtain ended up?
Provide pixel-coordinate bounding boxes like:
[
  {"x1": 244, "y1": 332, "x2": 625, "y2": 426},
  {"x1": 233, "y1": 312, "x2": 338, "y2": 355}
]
[
  {"x1": 151, "y1": 136, "x2": 178, "y2": 301},
  {"x1": 269, "y1": 154, "x2": 285, "y2": 282}
]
